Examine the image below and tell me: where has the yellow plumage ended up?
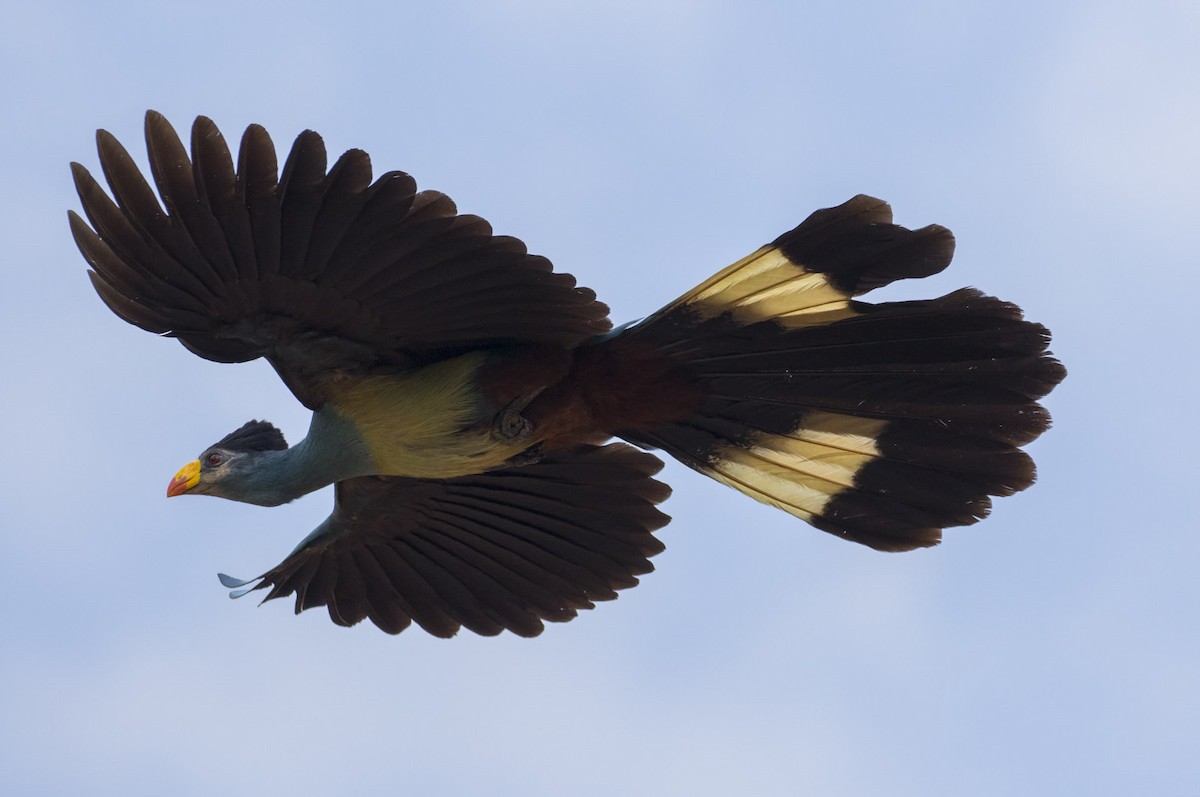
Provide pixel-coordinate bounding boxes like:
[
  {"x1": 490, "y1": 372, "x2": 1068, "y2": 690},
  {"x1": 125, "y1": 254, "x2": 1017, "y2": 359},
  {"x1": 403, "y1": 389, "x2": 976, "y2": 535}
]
[{"x1": 329, "y1": 352, "x2": 526, "y2": 479}]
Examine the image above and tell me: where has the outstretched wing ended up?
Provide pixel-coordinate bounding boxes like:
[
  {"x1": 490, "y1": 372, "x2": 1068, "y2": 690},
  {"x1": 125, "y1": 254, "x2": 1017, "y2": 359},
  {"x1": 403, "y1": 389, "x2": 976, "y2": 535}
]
[
  {"x1": 69, "y1": 111, "x2": 611, "y2": 408},
  {"x1": 219, "y1": 444, "x2": 672, "y2": 637}
]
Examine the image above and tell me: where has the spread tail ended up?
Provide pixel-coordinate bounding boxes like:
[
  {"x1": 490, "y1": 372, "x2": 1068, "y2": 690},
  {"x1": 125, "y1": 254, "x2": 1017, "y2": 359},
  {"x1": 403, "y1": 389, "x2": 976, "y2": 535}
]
[{"x1": 613, "y1": 195, "x2": 1066, "y2": 551}]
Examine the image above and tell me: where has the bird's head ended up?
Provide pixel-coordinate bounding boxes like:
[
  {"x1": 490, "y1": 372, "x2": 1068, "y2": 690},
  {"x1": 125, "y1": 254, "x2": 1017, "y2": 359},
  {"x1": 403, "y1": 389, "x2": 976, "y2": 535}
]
[{"x1": 167, "y1": 420, "x2": 289, "y2": 503}]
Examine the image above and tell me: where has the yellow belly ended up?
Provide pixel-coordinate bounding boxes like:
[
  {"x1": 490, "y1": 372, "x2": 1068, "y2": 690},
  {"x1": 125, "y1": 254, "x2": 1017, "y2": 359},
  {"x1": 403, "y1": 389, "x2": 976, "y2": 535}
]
[{"x1": 328, "y1": 352, "x2": 527, "y2": 479}]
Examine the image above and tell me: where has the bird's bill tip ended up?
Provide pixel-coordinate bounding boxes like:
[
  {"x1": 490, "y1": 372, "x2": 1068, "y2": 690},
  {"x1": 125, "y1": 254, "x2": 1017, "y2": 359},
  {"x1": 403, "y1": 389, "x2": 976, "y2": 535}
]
[{"x1": 167, "y1": 459, "x2": 201, "y2": 497}]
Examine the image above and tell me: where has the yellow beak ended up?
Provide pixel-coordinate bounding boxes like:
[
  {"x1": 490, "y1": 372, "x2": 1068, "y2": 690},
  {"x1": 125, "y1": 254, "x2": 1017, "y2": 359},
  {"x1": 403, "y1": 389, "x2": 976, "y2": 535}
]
[{"x1": 167, "y1": 459, "x2": 201, "y2": 497}]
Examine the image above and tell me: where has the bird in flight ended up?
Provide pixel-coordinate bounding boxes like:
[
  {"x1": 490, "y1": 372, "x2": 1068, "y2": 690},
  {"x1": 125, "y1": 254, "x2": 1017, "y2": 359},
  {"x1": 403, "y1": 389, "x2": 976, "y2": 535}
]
[{"x1": 69, "y1": 111, "x2": 1065, "y2": 637}]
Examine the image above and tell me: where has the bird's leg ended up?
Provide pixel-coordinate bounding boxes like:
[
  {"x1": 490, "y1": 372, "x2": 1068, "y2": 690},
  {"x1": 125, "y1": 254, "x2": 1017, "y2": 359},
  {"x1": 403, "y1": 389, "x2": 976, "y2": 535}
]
[{"x1": 501, "y1": 442, "x2": 544, "y2": 468}]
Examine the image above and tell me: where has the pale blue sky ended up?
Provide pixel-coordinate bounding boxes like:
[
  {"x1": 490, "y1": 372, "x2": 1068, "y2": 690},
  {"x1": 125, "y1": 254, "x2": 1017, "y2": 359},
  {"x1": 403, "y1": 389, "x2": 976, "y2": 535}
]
[{"x1": 2, "y1": 1, "x2": 1197, "y2": 795}]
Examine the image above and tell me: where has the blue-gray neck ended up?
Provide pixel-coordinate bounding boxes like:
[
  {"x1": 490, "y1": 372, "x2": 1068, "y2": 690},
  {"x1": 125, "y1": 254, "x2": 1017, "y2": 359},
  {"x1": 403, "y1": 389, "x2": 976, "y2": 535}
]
[{"x1": 231, "y1": 409, "x2": 376, "y2": 506}]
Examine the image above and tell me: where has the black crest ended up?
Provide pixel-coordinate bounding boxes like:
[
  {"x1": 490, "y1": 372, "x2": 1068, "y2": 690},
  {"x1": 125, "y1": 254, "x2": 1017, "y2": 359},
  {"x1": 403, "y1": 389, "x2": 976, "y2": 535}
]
[{"x1": 213, "y1": 420, "x2": 288, "y2": 453}]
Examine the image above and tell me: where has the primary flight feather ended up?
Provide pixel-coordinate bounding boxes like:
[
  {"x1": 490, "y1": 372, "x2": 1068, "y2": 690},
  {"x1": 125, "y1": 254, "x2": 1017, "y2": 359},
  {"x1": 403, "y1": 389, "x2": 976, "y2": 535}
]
[{"x1": 70, "y1": 111, "x2": 1065, "y2": 637}]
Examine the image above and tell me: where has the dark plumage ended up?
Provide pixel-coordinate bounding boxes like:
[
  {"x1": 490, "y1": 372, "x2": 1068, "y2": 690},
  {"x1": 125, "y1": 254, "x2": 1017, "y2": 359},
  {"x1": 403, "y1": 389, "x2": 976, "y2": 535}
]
[
  {"x1": 214, "y1": 421, "x2": 288, "y2": 453},
  {"x1": 72, "y1": 112, "x2": 1064, "y2": 636}
]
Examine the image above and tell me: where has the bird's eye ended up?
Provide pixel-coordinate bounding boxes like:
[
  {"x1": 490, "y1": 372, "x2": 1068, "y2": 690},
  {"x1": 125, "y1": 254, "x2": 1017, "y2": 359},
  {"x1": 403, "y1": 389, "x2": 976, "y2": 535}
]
[{"x1": 206, "y1": 452, "x2": 223, "y2": 467}]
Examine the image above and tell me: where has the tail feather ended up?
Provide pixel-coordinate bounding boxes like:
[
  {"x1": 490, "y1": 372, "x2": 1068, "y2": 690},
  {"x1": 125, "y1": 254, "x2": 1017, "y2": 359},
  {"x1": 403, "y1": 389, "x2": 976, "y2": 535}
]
[
  {"x1": 616, "y1": 195, "x2": 1065, "y2": 551},
  {"x1": 658, "y1": 194, "x2": 956, "y2": 328}
]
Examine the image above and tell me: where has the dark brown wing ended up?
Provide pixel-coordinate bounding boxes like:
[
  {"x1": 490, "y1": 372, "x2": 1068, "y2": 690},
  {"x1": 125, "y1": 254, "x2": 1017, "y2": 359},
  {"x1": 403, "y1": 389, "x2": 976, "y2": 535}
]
[
  {"x1": 69, "y1": 111, "x2": 612, "y2": 408},
  {"x1": 218, "y1": 444, "x2": 672, "y2": 637}
]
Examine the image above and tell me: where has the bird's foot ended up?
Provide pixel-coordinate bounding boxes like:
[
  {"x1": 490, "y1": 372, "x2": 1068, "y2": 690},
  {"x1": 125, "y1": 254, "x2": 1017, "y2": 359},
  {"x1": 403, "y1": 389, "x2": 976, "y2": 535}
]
[{"x1": 492, "y1": 397, "x2": 535, "y2": 443}]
